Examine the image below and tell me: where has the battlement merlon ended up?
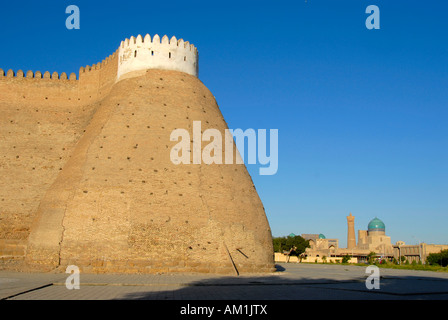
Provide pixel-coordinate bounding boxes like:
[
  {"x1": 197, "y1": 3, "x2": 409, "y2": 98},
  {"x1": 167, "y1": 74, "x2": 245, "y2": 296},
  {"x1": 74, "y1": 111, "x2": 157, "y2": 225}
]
[
  {"x1": 0, "y1": 68, "x2": 77, "y2": 80},
  {"x1": 0, "y1": 34, "x2": 198, "y2": 82},
  {"x1": 116, "y1": 34, "x2": 199, "y2": 81}
]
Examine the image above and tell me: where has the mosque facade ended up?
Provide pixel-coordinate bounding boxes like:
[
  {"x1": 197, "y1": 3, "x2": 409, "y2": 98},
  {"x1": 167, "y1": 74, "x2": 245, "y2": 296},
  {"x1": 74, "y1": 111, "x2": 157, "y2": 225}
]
[{"x1": 278, "y1": 213, "x2": 448, "y2": 264}]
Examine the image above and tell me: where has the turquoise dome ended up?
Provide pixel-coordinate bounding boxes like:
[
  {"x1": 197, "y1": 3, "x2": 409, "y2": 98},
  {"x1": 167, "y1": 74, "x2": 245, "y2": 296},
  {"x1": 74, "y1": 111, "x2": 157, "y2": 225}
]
[
  {"x1": 368, "y1": 217, "x2": 385, "y2": 232},
  {"x1": 318, "y1": 234, "x2": 326, "y2": 239}
]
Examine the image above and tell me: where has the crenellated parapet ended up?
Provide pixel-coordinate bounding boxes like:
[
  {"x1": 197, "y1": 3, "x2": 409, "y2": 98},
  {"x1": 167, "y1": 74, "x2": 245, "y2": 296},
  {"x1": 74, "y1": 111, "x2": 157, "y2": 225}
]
[
  {"x1": 78, "y1": 50, "x2": 119, "y2": 76},
  {"x1": 0, "y1": 68, "x2": 77, "y2": 80},
  {"x1": 0, "y1": 33, "x2": 198, "y2": 86},
  {"x1": 116, "y1": 34, "x2": 198, "y2": 81}
]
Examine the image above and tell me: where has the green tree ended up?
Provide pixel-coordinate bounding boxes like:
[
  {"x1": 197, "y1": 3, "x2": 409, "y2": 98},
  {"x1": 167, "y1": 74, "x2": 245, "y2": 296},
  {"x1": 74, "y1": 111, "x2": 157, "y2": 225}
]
[
  {"x1": 341, "y1": 255, "x2": 351, "y2": 264},
  {"x1": 367, "y1": 251, "x2": 376, "y2": 264},
  {"x1": 426, "y1": 249, "x2": 448, "y2": 267},
  {"x1": 272, "y1": 237, "x2": 287, "y2": 253},
  {"x1": 400, "y1": 256, "x2": 407, "y2": 264},
  {"x1": 272, "y1": 235, "x2": 309, "y2": 256},
  {"x1": 288, "y1": 236, "x2": 310, "y2": 257}
]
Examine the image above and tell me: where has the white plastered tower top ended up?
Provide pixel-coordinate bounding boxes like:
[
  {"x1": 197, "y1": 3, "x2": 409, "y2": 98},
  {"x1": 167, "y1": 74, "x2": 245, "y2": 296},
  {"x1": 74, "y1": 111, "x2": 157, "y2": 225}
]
[{"x1": 117, "y1": 34, "x2": 198, "y2": 81}]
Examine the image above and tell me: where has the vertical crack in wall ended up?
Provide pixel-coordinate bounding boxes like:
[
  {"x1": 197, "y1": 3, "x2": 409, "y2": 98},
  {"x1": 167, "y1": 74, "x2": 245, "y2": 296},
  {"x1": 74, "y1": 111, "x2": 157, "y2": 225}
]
[
  {"x1": 56, "y1": 102, "x2": 108, "y2": 266},
  {"x1": 29, "y1": 91, "x2": 119, "y2": 268},
  {"x1": 58, "y1": 94, "x2": 120, "y2": 266}
]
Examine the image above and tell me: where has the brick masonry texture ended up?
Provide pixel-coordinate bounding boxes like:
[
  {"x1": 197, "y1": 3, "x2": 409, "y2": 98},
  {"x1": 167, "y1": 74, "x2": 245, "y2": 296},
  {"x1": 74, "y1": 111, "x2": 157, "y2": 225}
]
[{"x1": 0, "y1": 51, "x2": 275, "y2": 274}]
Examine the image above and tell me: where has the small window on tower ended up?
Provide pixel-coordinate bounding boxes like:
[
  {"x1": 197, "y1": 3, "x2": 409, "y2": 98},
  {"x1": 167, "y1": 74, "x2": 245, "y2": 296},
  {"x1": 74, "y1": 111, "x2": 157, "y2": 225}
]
[
  {"x1": 151, "y1": 51, "x2": 154, "y2": 56},
  {"x1": 184, "y1": 56, "x2": 186, "y2": 61},
  {"x1": 169, "y1": 52, "x2": 171, "y2": 58},
  {"x1": 134, "y1": 50, "x2": 137, "y2": 57}
]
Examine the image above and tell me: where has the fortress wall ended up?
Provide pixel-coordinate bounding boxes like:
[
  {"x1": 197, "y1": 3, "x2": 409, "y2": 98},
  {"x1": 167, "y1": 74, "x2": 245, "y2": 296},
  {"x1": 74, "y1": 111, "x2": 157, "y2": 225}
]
[
  {"x1": 0, "y1": 56, "x2": 118, "y2": 251},
  {"x1": 26, "y1": 70, "x2": 274, "y2": 273},
  {"x1": 0, "y1": 70, "x2": 80, "y2": 108},
  {"x1": 1, "y1": 37, "x2": 274, "y2": 274},
  {"x1": 98, "y1": 51, "x2": 119, "y2": 94},
  {"x1": 0, "y1": 46, "x2": 119, "y2": 110},
  {"x1": 78, "y1": 49, "x2": 120, "y2": 103}
]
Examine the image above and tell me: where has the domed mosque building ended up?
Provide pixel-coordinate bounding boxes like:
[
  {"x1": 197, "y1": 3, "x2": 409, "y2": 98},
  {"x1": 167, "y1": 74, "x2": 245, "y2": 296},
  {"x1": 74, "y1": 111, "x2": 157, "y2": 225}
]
[
  {"x1": 280, "y1": 213, "x2": 448, "y2": 264},
  {"x1": 356, "y1": 217, "x2": 394, "y2": 255},
  {"x1": 300, "y1": 215, "x2": 394, "y2": 263}
]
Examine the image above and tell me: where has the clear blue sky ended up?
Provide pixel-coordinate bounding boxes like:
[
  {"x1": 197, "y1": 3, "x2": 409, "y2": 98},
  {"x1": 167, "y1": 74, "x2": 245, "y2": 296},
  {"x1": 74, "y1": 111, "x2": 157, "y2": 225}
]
[{"x1": 1, "y1": 1, "x2": 447, "y2": 247}]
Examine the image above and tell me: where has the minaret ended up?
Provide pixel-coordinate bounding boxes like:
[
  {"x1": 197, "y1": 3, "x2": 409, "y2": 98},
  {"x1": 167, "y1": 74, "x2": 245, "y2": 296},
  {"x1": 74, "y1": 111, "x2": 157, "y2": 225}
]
[{"x1": 347, "y1": 212, "x2": 356, "y2": 249}]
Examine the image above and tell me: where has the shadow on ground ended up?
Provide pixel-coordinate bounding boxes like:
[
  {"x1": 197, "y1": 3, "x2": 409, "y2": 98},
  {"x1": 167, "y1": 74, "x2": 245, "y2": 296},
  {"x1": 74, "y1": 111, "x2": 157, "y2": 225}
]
[
  {"x1": 274, "y1": 264, "x2": 285, "y2": 272},
  {"x1": 111, "y1": 267, "x2": 448, "y2": 300}
]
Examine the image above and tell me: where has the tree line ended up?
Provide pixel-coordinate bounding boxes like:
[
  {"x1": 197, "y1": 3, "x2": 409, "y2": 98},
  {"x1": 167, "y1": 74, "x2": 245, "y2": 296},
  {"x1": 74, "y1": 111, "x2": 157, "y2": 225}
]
[
  {"x1": 426, "y1": 249, "x2": 448, "y2": 267},
  {"x1": 272, "y1": 235, "x2": 310, "y2": 256}
]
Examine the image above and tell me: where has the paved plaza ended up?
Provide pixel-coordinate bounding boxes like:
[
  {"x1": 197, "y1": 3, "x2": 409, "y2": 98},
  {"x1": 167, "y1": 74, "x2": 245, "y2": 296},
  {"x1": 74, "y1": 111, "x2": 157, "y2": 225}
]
[{"x1": 1, "y1": 263, "x2": 448, "y2": 300}]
